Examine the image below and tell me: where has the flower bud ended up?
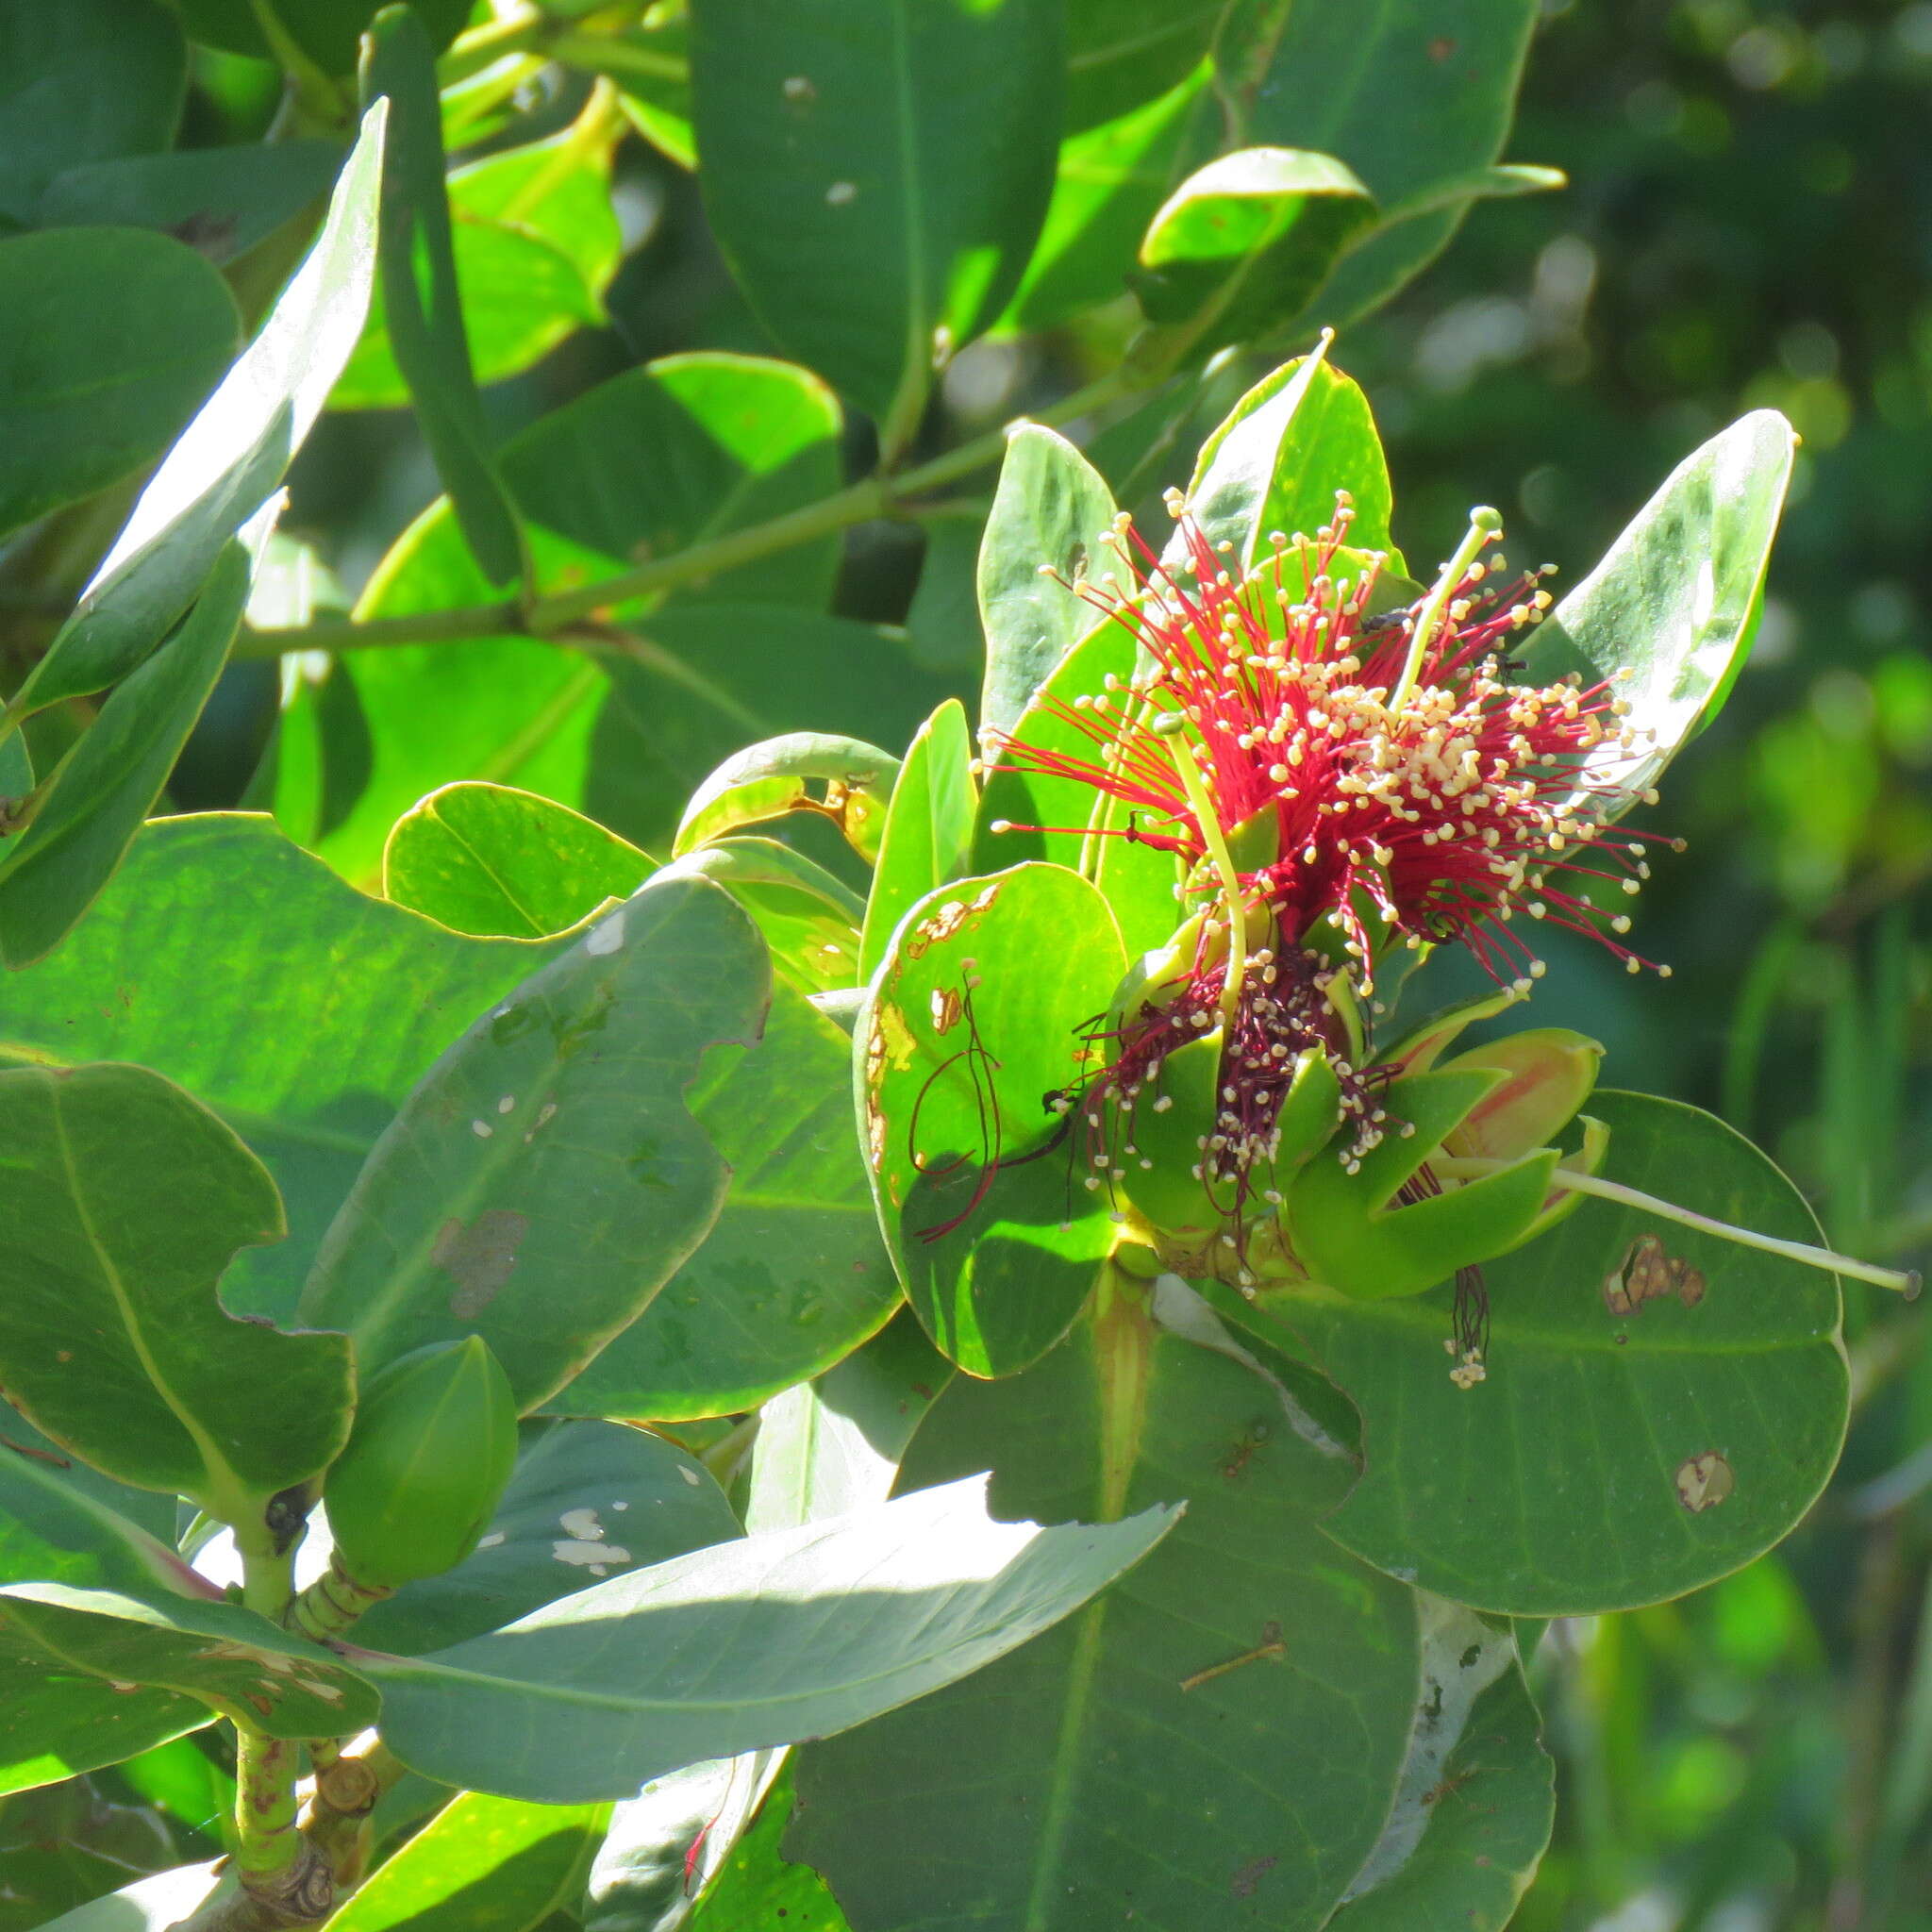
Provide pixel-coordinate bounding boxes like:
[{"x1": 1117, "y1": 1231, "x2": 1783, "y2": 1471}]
[
  {"x1": 1439, "y1": 1028, "x2": 1604, "y2": 1159},
  {"x1": 325, "y1": 1337, "x2": 518, "y2": 1590}
]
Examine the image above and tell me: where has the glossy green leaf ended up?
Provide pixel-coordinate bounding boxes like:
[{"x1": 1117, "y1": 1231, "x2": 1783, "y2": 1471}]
[
  {"x1": 0, "y1": 0, "x2": 186, "y2": 226},
  {"x1": 1, "y1": 1583, "x2": 377, "y2": 1738},
  {"x1": 977, "y1": 425, "x2": 1119, "y2": 740},
  {"x1": 674, "y1": 732, "x2": 901, "y2": 862},
  {"x1": 1186, "y1": 353, "x2": 1399, "y2": 565},
  {"x1": 354, "y1": 1420, "x2": 740, "y2": 1657},
  {"x1": 174, "y1": 0, "x2": 469, "y2": 71},
  {"x1": 297, "y1": 351, "x2": 846, "y2": 880},
  {"x1": 0, "y1": 1062, "x2": 352, "y2": 1518},
  {"x1": 0, "y1": 229, "x2": 238, "y2": 541},
  {"x1": 360, "y1": 1473, "x2": 1176, "y2": 1803},
  {"x1": 861, "y1": 864, "x2": 1127, "y2": 1375},
  {"x1": 605, "y1": 16, "x2": 693, "y2": 170},
  {"x1": 31, "y1": 1861, "x2": 222, "y2": 1932},
  {"x1": 667, "y1": 839, "x2": 863, "y2": 998},
  {"x1": 685, "y1": 1767, "x2": 847, "y2": 1930},
  {"x1": 1271, "y1": 1092, "x2": 1849, "y2": 1614},
  {"x1": 0, "y1": 814, "x2": 570, "y2": 1324},
  {"x1": 689, "y1": 0, "x2": 1063, "y2": 441},
  {"x1": 1001, "y1": 62, "x2": 1208, "y2": 335},
  {"x1": 39, "y1": 140, "x2": 343, "y2": 264},
  {"x1": 0, "y1": 1686, "x2": 203, "y2": 1801},
  {"x1": 300, "y1": 873, "x2": 769, "y2": 1410},
  {"x1": 970, "y1": 618, "x2": 1181, "y2": 955},
  {"x1": 1134, "y1": 147, "x2": 1377, "y2": 351},
  {"x1": 1227, "y1": 0, "x2": 1541, "y2": 331},
  {"x1": 333, "y1": 104, "x2": 622, "y2": 408},
  {"x1": 322, "y1": 1790, "x2": 609, "y2": 1932},
  {"x1": 0, "y1": 532, "x2": 259, "y2": 968},
  {"x1": 858, "y1": 700, "x2": 976, "y2": 978},
  {"x1": 359, "y1": 5, "x2": 523, "y2": 586},
  {"x1": 1328, "y1": 1601, "x2": 1553, "y2": 1932},
  {"x1": 791, "y1": 1287, "x2": 1420, "y2": 1931},
  {"x1": 554, "y1": 978, "x2": 897, "y2": 1422},
  {"x1": 1523, "y1": 409, "x2": 1798, "y2": 819},
  {"x1": 14, "y1": 101, "x2": 384, "y2": 712},
  {"x1": 385, "y1": 782, "x2": 651, "y2": 940}
]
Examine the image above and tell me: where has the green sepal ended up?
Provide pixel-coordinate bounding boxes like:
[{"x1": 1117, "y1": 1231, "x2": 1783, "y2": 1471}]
[
  {"x1": 1285, "y1": 1068, "x2": 1559, "y2": 1301},
  {"x1": 1263, "y1": 1047, "x2": 1344, "y2": 1188},
  {"x1": 1116, "y1": 1027, "x2": 1223, "y2": 1236},
  {"x1": 1378, "y1": 985, "x2": 1526, "y2": 1076},
  {"x1": 1499, "y1": 1112, "x2": 1611, "y2": 1255},
  {"x1": 325, "y1": 1337, "x2": 519, "y2": 1590}
]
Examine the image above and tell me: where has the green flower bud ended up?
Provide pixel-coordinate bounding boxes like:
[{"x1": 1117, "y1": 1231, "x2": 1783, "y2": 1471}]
[{"x1": 325, "y1": 1337, "x2": 518, "y2": 1590}]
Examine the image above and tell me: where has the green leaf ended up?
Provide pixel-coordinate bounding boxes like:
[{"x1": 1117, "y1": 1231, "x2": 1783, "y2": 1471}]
[
  {"x1": 861, "y1": 864, "x2": 1127, "y2": 1376},
  {"x1": 675, "y1": 732, "x2": 901, "y2": 863},
  {"x1": 0, "y1": 1683, "x2": 202, "y2": 1801},
  {"x1": 1133, "y1": 146, "x2": 1376, "y2": 351},
  {"x1": 605, "y1": 16, "x2": 693, "y2": 170},
  {"x1": 0, "y1": 530, "x2": 260, "y2": 968},
  {"x1": 0, "y1": 1062, "x2": 352, "y2": 1518},
  {"x1": 385, "y1": 782, "x2": 651, "y2": 940},
  {"x1": 0, "y1": 229, "x2": 238, "y2": 541},
  {"x1": 353, "y1": 1420, "x2": 741, "y2": 1657},
  {"x1": 552, "y1": 978, "x2": 897, "y2": 1422},
  {"x1": 175, "y1": 0, "x2": 470, "y2": 74},
  {"x1": 1273, "y1": 1092, "x2": 1849, "y2": 1615},
  {"x1": 13, "y1": 101, "x2": 384, "y2": 713},
  {"x1": 360, "y1": 1473, "x2": 1176, "y2": 1803},
  {"x1": 1522, "y1": 409, "x2": 1798, "y2": 820},
  {"x1": 1328, "y1": 1601, "x2": 1553, "y2": 1932},
  {"x1": 689, "y1": 0, "x2": 1063, "y2": 443},
  {"x1": 977, "y1": 425, "x2": 1119, "y2": 740},
  {"x1": 300, "y1": 873, "x2": 769, "y2": 1411},
  {"x1": 30, "y1": 1861, "x2": 222, "y2": 1932},
  {"x1": 0, "y1": 1775, "x2": 181, "y2": 1928},
  {"x1": 0, "y1": 814, "x2": 573, "y2": 1324},
  {"x1": 667, "y1": 838, "x2": 863, "y2": 998},
  {"x1": 858, "y1": 700, "x2": 976, "y2": 979},
  {"x1": 970, "y1": 619, "x2": 1181, "y2": 956},
  {"x1": 321, "y1": 1790, "x2": 609, "y2": 1932},
  {"x1": 1, "y1": 1583, "x2": 378, "y2": 1738},
  {"x1": 791, "y1": 1289, "x2": 1421, "y2": 1931},
  {"x1": 0, "y1": 0, "x2": 186, "y2": 226},
  {"x1": 1226, "y1": 0, "x2": 1541, "y2": 331},
  {"x1": 1001, "y1": 62, "x2": 1208, "y2": 335},
  {"x1": 332, "y1": 103, "x2": 622, "y2": 408},
  {"x1": 359, "y1": 5, "x2": 523, "y2": 587},
  {"x1": 297, "y1": 351, "x2": 846, "y2": 881},
  {"x1": 1063, "y1": 0, "x2": 1220, "y2": 132},
  {"x1": 1185, "y1": 352, "x2": 1400, "y2": 565},
  {"x1": 591, "y1": 609, "x2": 958, "y2": 857},
  {"x1": 685, "y1": 1767, "x2": 848, "y2": 1930},
  {"x1": 38, "y1": 140, "x2": 344, "y2": 264},
  {"x1": 0, "y1": 1420, "x2": 205, "y2": 1600}
]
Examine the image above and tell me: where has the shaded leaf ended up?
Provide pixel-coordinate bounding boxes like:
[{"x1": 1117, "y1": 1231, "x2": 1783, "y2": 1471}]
[
  {"x1": 173, "y1": 0, "x2": 469, "y2": 72},
  {"x1": 299, "y1": 873, "x2": 769, "y2": 1411},
  {"x1": 689, "y1": 0, "x2": 1063, "y2": 441},
  {"x1": 0, "y1": 1062, "x2": 351, "y2": 1519},
  {"x1": 0, "y1": 229, "x2": 239, "y2": 541}
]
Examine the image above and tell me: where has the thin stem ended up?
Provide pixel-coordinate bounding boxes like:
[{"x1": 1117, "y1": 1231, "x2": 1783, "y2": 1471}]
[
  {"x1": 1387, "y1": 506, "x2": 1502, "y2": 714},
  {"x1": 1156, "y1": 718, "x2": 1246, "y2": 1026},
  {"x1": 286, "y1": 1554, "x2": 392, "y2": 1645},
  {"x1": 235, "y1": 366, "x2": 1142, "y2": 662},
  {"x1": 1434, "y1": 1156, "x2": 1923, "y2": 1295},
  {"x1": 234, "y1": 1730, "x2": 305, "y2": 1885}
]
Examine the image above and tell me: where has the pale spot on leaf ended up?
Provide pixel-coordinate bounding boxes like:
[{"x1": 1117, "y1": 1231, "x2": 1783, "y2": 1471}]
[
  {"x1": 434, "y1": 1208, "x2": 529, "y2": 1317},
  {"x1": 1676, "y1": 1450, "x2": 1734, "y2": 1512}
]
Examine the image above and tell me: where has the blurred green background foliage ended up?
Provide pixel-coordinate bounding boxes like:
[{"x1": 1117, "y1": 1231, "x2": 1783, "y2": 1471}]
[{"x1": 6, "y1": 3, "x2": 1930, "y2": 1926}]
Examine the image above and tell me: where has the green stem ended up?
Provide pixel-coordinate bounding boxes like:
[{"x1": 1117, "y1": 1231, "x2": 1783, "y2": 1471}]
[
  {"x1": 1434, "y1": 1156, "x2": 1922, "y2": 1295},
  {"x1": 1386, "y1": 505, "x2": 1502, "y2": 714},
  {"x1": 234, "y1": 1729, "x2": 304, "y2": 1884},
  {"x1": 234, "y1": 366, "x2": 1142, "y2": 661},
  {"x1": 286, "y1": 1554, "x2": 393, "y2": 1645}
]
